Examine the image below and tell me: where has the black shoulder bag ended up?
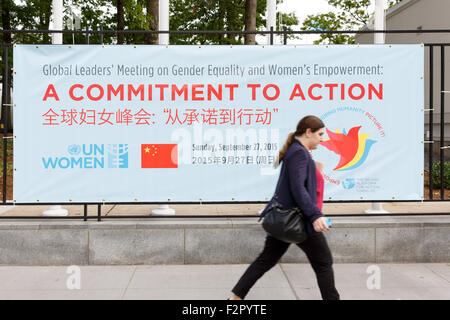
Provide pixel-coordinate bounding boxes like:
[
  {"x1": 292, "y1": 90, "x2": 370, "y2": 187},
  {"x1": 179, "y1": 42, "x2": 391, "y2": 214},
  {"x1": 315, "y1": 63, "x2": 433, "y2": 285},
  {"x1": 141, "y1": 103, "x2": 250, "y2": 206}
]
[{"x1": 258, "y1": 163, "x2": 308, "y2": 244}]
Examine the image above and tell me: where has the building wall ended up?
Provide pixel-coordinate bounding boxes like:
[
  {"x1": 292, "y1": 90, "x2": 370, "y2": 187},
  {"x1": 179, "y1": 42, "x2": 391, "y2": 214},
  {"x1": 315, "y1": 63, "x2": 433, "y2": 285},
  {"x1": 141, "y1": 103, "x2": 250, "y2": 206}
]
[{"x1": 355, "y1": 0, "x2": 450, "y2": 149}]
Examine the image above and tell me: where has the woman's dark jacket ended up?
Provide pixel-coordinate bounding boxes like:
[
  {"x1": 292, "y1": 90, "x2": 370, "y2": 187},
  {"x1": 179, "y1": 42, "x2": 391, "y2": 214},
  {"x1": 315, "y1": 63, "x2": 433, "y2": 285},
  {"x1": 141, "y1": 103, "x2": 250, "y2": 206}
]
[{"x1": 273, "y1": 139, "x2": 324, "y2": 235}]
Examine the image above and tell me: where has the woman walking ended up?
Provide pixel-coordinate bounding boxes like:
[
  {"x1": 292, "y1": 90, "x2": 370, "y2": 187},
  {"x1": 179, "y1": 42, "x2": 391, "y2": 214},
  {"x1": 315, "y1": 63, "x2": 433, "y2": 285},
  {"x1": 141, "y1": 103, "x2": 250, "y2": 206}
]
[{"x1": 229, "y1": 115, "x2": 340, "y2": 300}]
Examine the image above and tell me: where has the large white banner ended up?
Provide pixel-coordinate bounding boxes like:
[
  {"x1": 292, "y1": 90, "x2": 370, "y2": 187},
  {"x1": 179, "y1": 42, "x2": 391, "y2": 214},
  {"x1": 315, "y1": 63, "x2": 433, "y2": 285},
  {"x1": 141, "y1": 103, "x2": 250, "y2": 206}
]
[{"x1": 13, "y1": 44, "x2": 423, "y2": 203}]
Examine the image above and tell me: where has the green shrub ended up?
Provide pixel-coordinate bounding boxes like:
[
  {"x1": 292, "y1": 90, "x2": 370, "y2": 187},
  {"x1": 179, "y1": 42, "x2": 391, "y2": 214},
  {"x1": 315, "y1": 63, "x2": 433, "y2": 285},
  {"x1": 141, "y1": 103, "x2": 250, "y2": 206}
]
[
  {"x1": 432, "y1": 161, "x2": 450, "y2": 189},
  {"x1": 0, "y1": 140, "x2": 13, "y2": 176}
]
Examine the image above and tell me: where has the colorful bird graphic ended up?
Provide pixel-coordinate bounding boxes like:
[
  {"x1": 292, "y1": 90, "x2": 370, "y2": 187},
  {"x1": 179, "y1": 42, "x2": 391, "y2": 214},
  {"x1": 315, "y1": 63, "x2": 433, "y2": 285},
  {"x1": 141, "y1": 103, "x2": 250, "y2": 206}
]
[{"x1": 320, "y1": 126, "x2": 376, "y2": 171}]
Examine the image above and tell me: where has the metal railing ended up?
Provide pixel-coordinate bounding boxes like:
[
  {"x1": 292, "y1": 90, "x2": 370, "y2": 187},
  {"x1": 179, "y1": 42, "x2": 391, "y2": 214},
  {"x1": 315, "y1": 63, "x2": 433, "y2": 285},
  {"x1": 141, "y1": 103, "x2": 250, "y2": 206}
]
[{"x1": 1, "y1": 28, "x2": 449, "y2": 220}]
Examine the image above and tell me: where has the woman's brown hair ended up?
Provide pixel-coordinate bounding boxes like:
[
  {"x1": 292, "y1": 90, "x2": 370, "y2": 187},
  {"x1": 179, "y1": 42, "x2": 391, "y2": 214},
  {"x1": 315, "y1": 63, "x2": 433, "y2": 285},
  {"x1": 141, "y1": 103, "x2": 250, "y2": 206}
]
[{"x1": 276, "y1": 115, "x2": 325, "y2": 166}]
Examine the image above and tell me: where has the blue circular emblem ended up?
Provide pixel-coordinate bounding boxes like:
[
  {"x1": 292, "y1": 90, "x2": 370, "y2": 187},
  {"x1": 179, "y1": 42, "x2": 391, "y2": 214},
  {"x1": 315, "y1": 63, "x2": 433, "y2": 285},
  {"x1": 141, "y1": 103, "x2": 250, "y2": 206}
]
[{"x1": 68, "y1": 144, "x2": 81, "y2": 155}]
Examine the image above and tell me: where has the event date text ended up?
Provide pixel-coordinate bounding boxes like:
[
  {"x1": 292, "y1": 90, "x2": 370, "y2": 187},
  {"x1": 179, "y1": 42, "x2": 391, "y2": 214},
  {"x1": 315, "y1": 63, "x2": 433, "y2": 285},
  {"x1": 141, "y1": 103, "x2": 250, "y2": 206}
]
[{"x1": 192, "y1": 155, "x2": 276, "y2": 165}]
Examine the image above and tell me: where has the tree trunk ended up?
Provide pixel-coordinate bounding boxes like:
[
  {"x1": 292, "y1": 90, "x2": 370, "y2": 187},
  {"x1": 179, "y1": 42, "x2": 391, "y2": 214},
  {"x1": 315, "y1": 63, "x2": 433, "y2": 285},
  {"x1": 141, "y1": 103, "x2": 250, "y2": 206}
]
[
  {"x1": 217, "y1": 1, "x2": 226, "y2": 44},
  {"x1": 145, "y1": 0, "x2": 158, "y2": 44},
  {"x1": 2, "y1": 1, "x2": 12, "y2": 45},
  {"x1": 244, "y1": 0, "x2": 257, "y2": 44},
  {"x1": 2, "y1": 0, "x2": 13, "y2": 132},
  {"x1": 42, "y1": 5, "x2": 51, "y2": 44},
  {"x1": 226, "y1": 2, "x2": 236, "y2": 43},
  {"x1": 117, "y1": 0, "x2": 125, "y2": 44}
]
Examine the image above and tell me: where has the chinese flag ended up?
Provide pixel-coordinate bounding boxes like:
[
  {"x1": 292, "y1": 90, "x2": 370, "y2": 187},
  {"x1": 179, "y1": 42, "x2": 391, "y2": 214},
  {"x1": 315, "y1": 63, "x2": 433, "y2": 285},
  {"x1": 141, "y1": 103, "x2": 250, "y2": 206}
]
[{"x1": 141, "y1": 144, "x2": 178, "y2": 168}]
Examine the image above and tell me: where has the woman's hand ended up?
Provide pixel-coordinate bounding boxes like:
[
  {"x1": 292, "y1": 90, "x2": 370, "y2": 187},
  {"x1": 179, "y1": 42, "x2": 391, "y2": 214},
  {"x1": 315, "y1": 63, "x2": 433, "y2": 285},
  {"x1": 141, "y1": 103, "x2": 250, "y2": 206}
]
[{"x1": 313, "y1": 217, "x2": 330, "y2": 232}]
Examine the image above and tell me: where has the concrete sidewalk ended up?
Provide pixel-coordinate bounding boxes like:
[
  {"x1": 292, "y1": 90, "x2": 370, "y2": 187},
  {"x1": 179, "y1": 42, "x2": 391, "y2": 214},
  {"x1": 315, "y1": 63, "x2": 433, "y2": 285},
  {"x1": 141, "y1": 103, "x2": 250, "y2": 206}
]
[{"x1": 0, "y1": 263, "x2": 448, "y2": 300}]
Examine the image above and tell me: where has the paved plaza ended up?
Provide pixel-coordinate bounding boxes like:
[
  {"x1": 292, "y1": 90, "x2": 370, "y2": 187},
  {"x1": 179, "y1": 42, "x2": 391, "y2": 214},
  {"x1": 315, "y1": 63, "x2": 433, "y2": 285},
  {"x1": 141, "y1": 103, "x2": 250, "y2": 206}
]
[{"x1": 0, "y1": 263, "x2": 448, "y2": 300}]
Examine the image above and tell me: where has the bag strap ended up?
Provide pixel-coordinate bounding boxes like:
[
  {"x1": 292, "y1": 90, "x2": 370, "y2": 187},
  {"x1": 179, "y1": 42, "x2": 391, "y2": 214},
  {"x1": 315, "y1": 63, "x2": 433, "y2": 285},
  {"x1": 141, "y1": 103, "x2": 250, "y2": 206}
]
[
  {"x1": 258, "y1": 163, "x2": 286, "y2": 222},
  {"x1": 273, "y1": 162, "x2": 286, "y2": 200}
]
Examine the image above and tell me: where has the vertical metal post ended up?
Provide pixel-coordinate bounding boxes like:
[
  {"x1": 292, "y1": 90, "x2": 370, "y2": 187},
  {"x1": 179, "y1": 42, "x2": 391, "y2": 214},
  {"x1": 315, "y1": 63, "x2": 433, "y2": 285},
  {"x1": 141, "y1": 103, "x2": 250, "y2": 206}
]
[
  {"x1": 84, "y1": 204, "x2": 88, "y2": 221},
  {"x1": 159, "y1": 0, "x2": 170, "y2": 45},
  {"x1": 270, "y1": 26, "x2": 274, "y2": 45},
  {"x1": 97, "y1": 204, "x2": 101, "y2": 221},
  {"x1": 100, "y1": 26, "x2": 104, "y2": 45},
  {"x1": 366, "y1": 2, "x2": 388, "y2": 214},
  {"x1": 52, "y1": 0, "x2": 63, "y2": 44},
  {"x1": 429, "y1": 46, "x2": 434, "y2": 199},
  {"x1": 374, "y1": 0, "x2": 386, "y2": 44},
  {"x1": 2, "y1": 45, "x2": 9, "y2": 204},
  {"x1": 440, "y1": 45, "x2": 445, "y2": 199},
  {"x1": 85, "y1": 26, "x2": 90, "y2": 44},
  {"x1": 266, "y1": 0, "x2": 276, "y2": 45},
  {"x1": 149, "y1": 3, "x2": 176, "y2": 216},
  {"x1": 283, "y1": 26, "x2": 287, "y2": 45},
  {"x1": 45, "y1": 13, "x2": 68, "y2": 215}
]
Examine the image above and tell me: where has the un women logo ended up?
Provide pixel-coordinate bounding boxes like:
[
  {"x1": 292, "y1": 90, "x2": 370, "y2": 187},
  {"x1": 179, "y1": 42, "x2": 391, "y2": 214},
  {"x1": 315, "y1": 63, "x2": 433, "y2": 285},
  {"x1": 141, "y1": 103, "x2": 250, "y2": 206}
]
[{"x1": 67, "y1": 144, "x2": 81, "y2": 155}]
